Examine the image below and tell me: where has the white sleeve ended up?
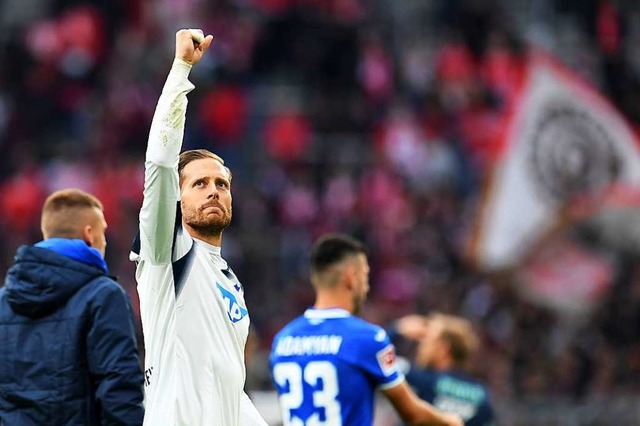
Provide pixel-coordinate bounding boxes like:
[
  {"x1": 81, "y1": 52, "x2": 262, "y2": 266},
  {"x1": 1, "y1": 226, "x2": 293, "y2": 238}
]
[
  {"x1": 239, "y1": 391, "x2": 268, "y2": 426},
  {"x1": 138, "y1": 59, "x2": 195, "y2": 265}
]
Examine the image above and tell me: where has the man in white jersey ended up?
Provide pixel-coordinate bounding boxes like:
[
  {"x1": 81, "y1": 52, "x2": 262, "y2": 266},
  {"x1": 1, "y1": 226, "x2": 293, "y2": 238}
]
[{"x1": 131, "y1": 29, "x2": 268, "y2": 426}]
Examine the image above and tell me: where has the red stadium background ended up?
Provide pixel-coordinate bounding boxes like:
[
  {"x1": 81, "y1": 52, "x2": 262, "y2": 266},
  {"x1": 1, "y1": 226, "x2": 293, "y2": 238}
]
[{"x1": 2, "y1": 0, "x2": 640, "y2": 424}]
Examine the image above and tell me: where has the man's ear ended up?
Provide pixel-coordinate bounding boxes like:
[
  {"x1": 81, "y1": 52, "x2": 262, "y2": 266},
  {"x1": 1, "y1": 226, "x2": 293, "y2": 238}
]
[
  {"x1": 343, "y1": 263, "x2": 356, "y2": 291},
  {"x1": 81, "y1": 224, "x2": 94, "y2": 247}
]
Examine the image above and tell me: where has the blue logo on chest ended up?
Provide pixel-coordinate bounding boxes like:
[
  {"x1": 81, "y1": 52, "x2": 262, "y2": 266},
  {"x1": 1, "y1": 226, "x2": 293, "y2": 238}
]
[{"x1": 216, "y1": 282, "x2": 248, "y2": 323}]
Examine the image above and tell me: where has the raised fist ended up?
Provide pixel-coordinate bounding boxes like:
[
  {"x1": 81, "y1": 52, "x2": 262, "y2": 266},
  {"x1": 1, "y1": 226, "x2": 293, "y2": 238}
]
[{"x1": 175, "y1": 28, "x2": 214, "y2": 65}]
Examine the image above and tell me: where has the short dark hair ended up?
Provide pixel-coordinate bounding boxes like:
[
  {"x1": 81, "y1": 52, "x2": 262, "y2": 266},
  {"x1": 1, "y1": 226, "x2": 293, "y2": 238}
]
[
  {"x1": 310, "y1": 234, "x2": 367, "y2": 275},
  {"x1": 178, "y1": 149, "x2": 232, "y2": 188}
]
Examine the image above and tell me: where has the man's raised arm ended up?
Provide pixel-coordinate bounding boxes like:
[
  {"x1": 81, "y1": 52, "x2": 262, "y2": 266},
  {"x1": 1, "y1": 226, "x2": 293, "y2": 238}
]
[{"x1": 138, "y1": 29, "x2": 214, "y2": 264}]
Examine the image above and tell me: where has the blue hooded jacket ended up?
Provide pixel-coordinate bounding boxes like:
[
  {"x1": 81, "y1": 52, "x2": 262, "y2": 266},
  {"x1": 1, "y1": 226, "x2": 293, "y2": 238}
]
[{"x1": 0, "y1": 241, "x2": 144, "y2": 425}]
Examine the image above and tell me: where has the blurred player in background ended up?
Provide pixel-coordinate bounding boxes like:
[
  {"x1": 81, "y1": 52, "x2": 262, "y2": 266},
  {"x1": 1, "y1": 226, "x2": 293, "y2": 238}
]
[
  {"x1": 130, "y1": 29, "x2": 267, "y2": 425},
  {"x1": 0, "y1": 189, "x2": 144, "y2": 425},
  {"x1": 389, "y1": 314, "x2": 495, "y2": 426},
  {"x1": 270, "y1": 233, "x2": 462, "y2": 426}
]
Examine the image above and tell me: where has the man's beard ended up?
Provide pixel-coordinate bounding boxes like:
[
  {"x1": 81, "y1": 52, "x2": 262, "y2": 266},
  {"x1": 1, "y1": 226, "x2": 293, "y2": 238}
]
[{"x1": 182, "y1": 203, "x2": 232, "y2": 237}]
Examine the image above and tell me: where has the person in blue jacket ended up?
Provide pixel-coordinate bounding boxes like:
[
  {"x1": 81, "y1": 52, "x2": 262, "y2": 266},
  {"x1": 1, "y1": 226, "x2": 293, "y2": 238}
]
[
  {"x1": 389, "y1": 313, "x2": 496, "y2": 426},
  {"x1": 0, "y1": 188, "x2": 144, "y2": 425}
]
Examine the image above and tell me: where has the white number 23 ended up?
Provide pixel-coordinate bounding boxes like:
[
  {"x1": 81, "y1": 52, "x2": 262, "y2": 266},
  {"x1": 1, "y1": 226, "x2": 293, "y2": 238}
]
[{"x1": 273, "y1": 361, "x2": 342, "y2": 426}]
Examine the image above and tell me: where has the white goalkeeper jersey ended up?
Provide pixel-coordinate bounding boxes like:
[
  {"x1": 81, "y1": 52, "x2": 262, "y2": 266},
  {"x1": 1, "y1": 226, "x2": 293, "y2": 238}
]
[{"x1": 131, "y1": 59, "x2": 267, "y2": 426}]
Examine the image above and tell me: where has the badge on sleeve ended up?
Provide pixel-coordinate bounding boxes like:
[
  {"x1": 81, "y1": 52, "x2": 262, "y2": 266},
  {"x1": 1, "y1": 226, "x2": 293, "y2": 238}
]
[{"x1": 376, "y1": 344, "x2": 398, "y2": 376}]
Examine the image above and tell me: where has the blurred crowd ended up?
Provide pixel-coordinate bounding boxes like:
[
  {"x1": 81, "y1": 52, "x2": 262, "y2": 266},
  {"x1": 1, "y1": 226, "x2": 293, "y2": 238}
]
[{"x1": 2, "y1": 0, "x2": 640, "y2": 420}]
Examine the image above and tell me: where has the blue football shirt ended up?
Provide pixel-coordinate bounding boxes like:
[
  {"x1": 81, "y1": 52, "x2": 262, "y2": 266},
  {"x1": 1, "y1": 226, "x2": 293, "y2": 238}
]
[{"x1": 270, "y1": 308, "x2": 404, "y2": 426}]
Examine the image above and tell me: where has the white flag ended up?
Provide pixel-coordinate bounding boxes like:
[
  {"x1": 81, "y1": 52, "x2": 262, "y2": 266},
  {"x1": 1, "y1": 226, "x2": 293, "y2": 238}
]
[{"x1": 472, "y1": 51, "x2": 640, "y2": 270}]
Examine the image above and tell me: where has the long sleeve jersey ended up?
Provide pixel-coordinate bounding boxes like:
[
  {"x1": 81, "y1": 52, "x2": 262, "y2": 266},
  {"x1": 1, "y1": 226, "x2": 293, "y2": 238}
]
[{"x1": 131, "y1": 59, "x2": 267, "y2": 426}]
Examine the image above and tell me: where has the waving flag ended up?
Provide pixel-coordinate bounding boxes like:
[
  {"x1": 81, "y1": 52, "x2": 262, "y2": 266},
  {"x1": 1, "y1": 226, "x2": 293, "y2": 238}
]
[{"x1": 471, "y1": 51, "x2": 640, "y2": 271}]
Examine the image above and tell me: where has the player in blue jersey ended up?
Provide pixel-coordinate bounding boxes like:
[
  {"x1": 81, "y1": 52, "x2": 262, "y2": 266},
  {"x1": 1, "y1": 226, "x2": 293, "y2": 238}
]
[
  {"x1": 270, "y1": 234, "x2": 463, "y2": 426},
  {"x1": 389, "y1": 314, "x2": 495, "y2": 426}
]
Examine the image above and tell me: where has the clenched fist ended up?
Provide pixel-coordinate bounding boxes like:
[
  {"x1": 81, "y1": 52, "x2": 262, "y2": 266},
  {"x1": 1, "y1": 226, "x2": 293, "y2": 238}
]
[{"x1": 175, "y1": 28, "x2": 214, "y2": 65}]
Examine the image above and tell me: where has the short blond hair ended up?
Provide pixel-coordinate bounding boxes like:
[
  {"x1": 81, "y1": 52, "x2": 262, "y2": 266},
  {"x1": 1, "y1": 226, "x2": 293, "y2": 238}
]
[
  {"x1": 430, "y1": 313, "x2": 479, "y2": 366},
  {"x1": 178, "y1": 149, "x2": 231, "y2": 188},
  {"x1": 41, "y1": 189, "x2": 103, "y2": 239}
]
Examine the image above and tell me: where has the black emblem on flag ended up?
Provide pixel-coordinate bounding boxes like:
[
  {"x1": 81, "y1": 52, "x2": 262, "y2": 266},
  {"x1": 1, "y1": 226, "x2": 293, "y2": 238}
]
[{"x1": 528, "y1": 104, "x2": 621, "y2": 202}]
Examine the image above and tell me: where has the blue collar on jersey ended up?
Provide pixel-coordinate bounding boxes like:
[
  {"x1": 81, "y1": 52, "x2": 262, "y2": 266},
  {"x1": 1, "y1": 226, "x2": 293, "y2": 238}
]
[{"x1": 304, "y1": 308, "x2": 351, "y2": 319}]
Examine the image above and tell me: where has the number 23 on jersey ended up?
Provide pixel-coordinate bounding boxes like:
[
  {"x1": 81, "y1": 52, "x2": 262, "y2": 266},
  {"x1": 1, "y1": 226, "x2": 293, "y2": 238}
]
[{"x1": 273, "y1": 361, "x2": 343, "y2": 426}]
